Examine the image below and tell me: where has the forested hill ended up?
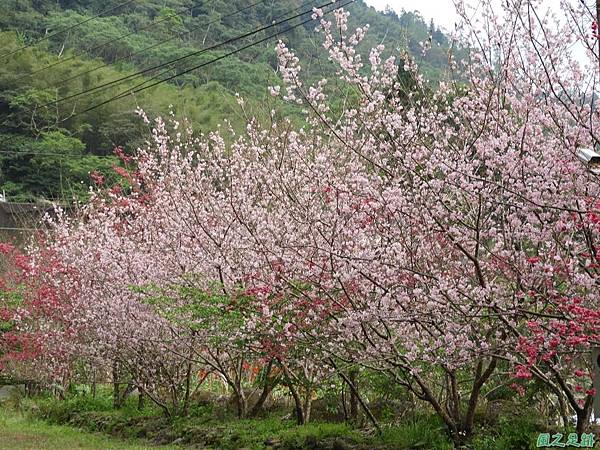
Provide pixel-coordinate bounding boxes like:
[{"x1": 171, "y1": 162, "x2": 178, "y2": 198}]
[{"x1": 0, "y1": 0, "x2": 455, "y2": 202}]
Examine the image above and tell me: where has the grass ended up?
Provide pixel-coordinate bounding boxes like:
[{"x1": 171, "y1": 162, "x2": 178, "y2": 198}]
[
  {"x1": 378, "y1": 415, "x2": 454, "y2": 450},
  {"x1": 0, "y1": 409, "x2": 178, "y2": 450},
  {"x1": 4, "y1": 389, "x2": 559, "y2": 449},
  {"x1": 202, "y1": 418, "x2": 366, "y2": 449},
  {"x1": 10, "y1": 392, "x2": 457, "y2": 449}
]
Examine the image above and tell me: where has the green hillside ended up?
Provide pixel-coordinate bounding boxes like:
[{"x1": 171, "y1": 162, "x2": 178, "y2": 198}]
[{"x1": 0, "y1": 0, "x2": 456, "y2": 202}]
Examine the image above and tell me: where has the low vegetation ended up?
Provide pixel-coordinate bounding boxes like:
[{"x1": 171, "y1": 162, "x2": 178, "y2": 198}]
[
  {"x1": 1, "y1": 386, "x2": 555, "y2": 449},
  {"x1": 0, "y1": 407, "x2": 178, "y2": 450}
]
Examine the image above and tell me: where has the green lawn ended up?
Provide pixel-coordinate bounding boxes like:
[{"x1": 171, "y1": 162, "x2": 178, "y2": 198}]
[{"x1": 0, "y1": 410, "x2": 178, "y2": 450}]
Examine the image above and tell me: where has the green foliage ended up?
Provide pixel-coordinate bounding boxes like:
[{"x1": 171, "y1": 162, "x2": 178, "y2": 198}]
[
  {"x1": 470, "y1": 413, "x2": 546, "y2": 450},
  {"x1": 22, "y1": 388, "x2": 154, "y2": 424},
  {"x1": 378, "y1": 415, "x2": 453, "y2": 450},
  {"x1": 278, "y1": 421, "x2": 364, "y2": 449},
  {"x1": 14, "y1": 393, "x2": 562, "y2": 449},
  {"x1": 0, "y1": 30, "x2": 241, "y2": 202},
  {"x1": 135, "y1": 282, "x2": 252, "y2": 348},
  {"x1": 0, "y1": 286, "x2": 22, "y2": 336},
  {"x1": 0, "y1": 131, "x2": 118, "y2": 201},
  {"x1": 0, "y1": 0, "x2": 458, "y2": 202},
  {"x1": 0, "y1": 408, "x2": 178, "y2": 450}
]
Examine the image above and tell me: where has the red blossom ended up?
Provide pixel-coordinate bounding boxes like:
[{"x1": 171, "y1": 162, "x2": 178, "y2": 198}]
[
  {"x1": 90, "y1": 170, "x2": 105, "y2": 186},
  {"x1": 515, "y1": 364, "x2": 533, "y2": 379}
]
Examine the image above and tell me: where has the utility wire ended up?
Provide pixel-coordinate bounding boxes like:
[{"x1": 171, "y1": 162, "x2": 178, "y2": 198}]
[
  {"x1": 1, "y1": 3, "x2": 345, "y2": 162},
  {"x1": 1, "y1": 1, "x2": 349, "y2": 206},
  {"x1": 19, "y1": 0, "x2": 270, "y2": 86},
  {"x1": 0, "y1": 0, "x2": 138, "y2": 60},
  {"x1": 49, "y1": 0, "x2": 269, "y2": 91},
  {"x1": 76, "y1": 0, "x2": 321, "y2": 106},
  {"x1": 78, "y1": 0, "x2": 351, "y2": 116},
  {"x1": 3, "y1": 3, "x2": 341, "y2": 157},
  {"x1": 40, "y1": 1, "x2": 326, "y2": 110},
  {"x1": 3, "y1": 3, "x2": 330, "y2": 159},
  {"x1": 15, "y1": 8, "x2": 190, "y2": 81}
]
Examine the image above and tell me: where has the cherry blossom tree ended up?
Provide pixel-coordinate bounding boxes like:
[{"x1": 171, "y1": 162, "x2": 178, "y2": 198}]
[
  {"x1": 450, "y1": 0, "x2": 600, "y2": 433},
  {"x1": 0, "y1": 240, "x2": 77, "y2": 389},
  {"x1": 4, "y1": 0, "x2": 599, "y2": 444}
]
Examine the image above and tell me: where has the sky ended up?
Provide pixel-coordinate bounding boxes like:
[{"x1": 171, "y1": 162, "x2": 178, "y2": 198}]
[
  {"x1": 363, "y1": 0, "x2": 576, "y2": 32},
  {"x1": 362, "y1": 0, "x2": 590, "y2": 63},
  {"x1": 364, "y1": 0, "x2": 460, "y2": 31}
]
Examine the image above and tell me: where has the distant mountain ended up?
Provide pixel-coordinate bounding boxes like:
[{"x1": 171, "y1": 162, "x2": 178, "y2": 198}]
[{"x1": 0, "y1": 0, "x2": 457, "y2": 202}]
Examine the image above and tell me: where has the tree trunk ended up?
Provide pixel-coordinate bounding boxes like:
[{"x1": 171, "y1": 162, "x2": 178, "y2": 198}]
[
  {"x1": 112, "y1": 362, "x2": 120, "y2": 409},
  {"x1": 115, "y1": 383, "x2": 134, "y2": 408},
  {"x1": 91, "y1": 370, "x2": 97, "y2": 400},
  {"x1": 330, "y1": 359, "x2": 380, "y2": 433},
  {"x1": 182, "y1": 362, "x2": 192, "y2": 416},
  {"x1": 303, "y1": 394, "x2": 312, "y2": 424},
  {"x1": 281, "y1": 363, "x2": 305, "y2": 425},
  {"x1": 557, "y1": 392, "x2": 569, "y2": 428},
  {"x1": 576, "y1": 396, "x2": 593, "y2": 434},
  {"x1": 289, "y1": 383, "x2": 305, "y2": 425},
  {"x1": 458, "y1": 358, "x2": 497, "y2": 443},
  {"x1": 348, "y1": 368, "x2": 359, "y2": 422},
  {"x1": 341, "y1": 385, "x2": 348, "y2": 421},
  {"x1": 249, "y1": 360, "x2": 277, "y2": 417},
  {"x1": 234, "y1": 390, "x2": 248, "y2": 419},
  {"x1": 249, "y1": 381, "x2": 275, "y2": 417},
  {"x1": 137, "y1": 389, "x2": 145, "y2": 411}
]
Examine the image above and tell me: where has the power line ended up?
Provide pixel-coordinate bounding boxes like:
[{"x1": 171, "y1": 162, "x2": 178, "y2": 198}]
[
  {"x1": 0, "y1": 1, "x2": 349, "y2": 207},
  {"x1": 67, "y1": 0, "x2": 320, "y2": 107},
  {"x1": 17, "y1": 0, "x2": 276, "y2": 86},
  {"x1": 47, "y1": 0, "x2": 271, "y2": 91},
  {"x1": 0, "y1": 3, "x2": 332, "y2": 165},
  {"x1": 1, "y1": 3, "x2": 346, "y2": 163},
  {"x1": 14, "y1": 7, "x2": 192, "y2": 82},
  {"x1": 1, "y1": 3, "x2": 344, "y2": 158},
  {"x1": 0, "y1": 0, "x2": 138, "y2": 60},
  {"x1": 1, "y1": 4, "x2": 320, "y2": 162},
  {"x1": 40, "y1": 1, "x2": 325, "y2": 110},
  {"x1": 78, "y1": 0, "x2": 352, "y2": 116}
]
